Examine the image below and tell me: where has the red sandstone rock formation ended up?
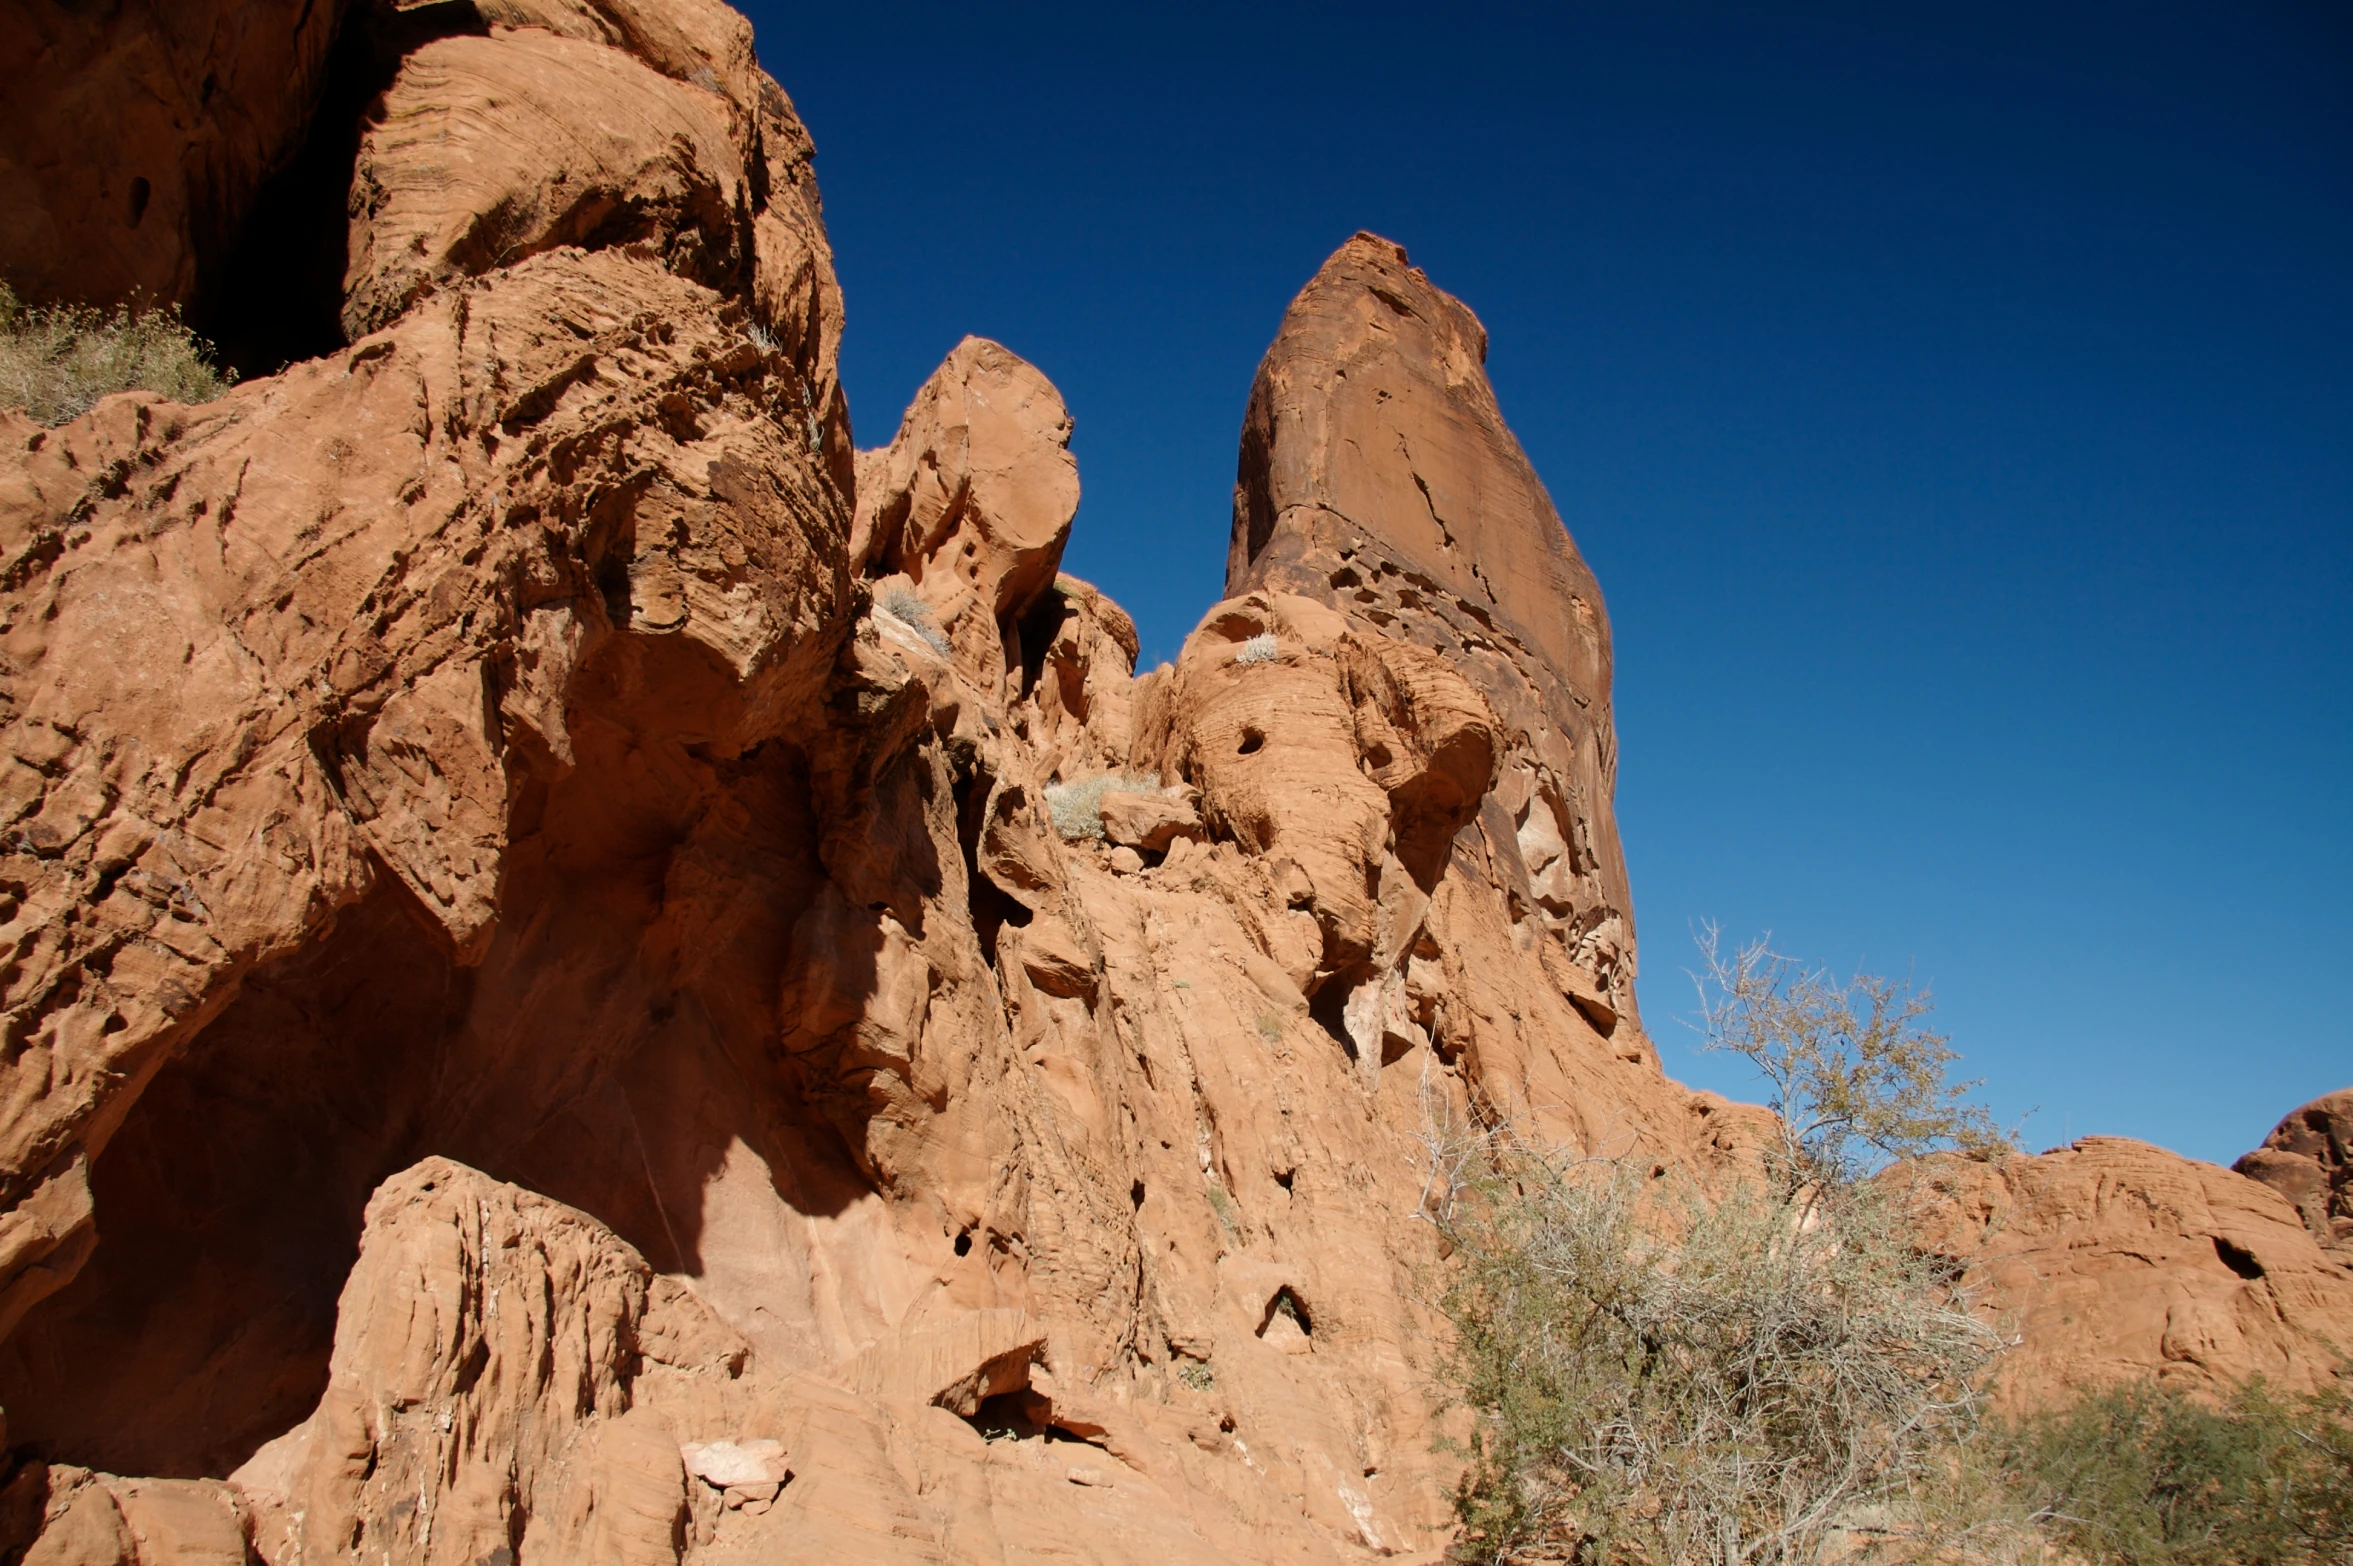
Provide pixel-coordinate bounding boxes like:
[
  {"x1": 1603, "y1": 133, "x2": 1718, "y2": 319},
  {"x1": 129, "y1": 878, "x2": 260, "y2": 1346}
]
[
  {"x1": 2235, "y1": 1087, "x2": 2353, "y2": 1251},
  {"x1": 1911, "y1": 1134, "x2": 2353, "y2": 1406},
  {"x1": 0, "y1": 6, "x2": 2345, "y2": 1561},
  {"x1": 1228, "y1": 234, "x2": 1638, "y2": 1041}
]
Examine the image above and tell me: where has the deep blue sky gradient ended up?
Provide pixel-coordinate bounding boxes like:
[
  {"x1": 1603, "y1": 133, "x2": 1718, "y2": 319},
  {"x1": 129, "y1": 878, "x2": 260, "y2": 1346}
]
[{"x1": 740, "y1": 1, "x2": 2352, "y2": 1166}]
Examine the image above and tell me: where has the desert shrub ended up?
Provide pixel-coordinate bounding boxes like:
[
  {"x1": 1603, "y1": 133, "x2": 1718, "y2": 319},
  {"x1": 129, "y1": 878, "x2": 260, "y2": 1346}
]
[
  {"x1": 0, "y1": 281, "x2": 233, "y2": 426},
  {"x1": 1043, "y1": 770, "x2": 1159, "y2": 841},
  {"x1": 1435, "y1": 1150, "x2": 2000, "y2": 1566},
  {"x1": 876, "y1": 584, "x2": 951, "y2": 656},
  {"x1": 1234, "y1": 631, "x2": 1279, "y2": 665},
  {"x1": 1430, "y1": 936, "x2": 2018, "y2": 1565},
  {"x1": 1983, "y1": 1375, "x2": 2353, "y2": 1566},
  {"x1": 1693, "y1": 926, "x2": 2011, "y2": 1196}
]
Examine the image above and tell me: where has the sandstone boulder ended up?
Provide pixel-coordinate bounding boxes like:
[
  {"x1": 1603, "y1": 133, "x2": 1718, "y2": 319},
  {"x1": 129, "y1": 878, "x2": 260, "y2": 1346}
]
[
  {"x1": 1912, "y1": 1136, "x2": 2353, "y2": 1405},
  {"x1": 854, "y1": 337, "x2": 1080, "y2": 693},
  {"x1": 1097, "y1": 785, "x2": 1204, "y2": 854},
  {"x1": 2234, "y1": 1086, "x2": 2353, "y2": 1249},
  {"x1": 342, "y1": 30, "x2": 747, "y2": 336}
]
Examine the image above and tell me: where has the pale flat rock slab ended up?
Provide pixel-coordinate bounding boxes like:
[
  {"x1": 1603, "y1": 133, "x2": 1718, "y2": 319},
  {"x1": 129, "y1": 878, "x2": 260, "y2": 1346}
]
[{"x1": 1095, "y1": 787, "x2": 1203, "y2": 853}]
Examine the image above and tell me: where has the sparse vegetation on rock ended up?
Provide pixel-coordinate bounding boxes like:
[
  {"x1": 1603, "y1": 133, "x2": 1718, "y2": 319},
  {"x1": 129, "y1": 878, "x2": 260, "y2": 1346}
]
[
  {"x1": 877, "y1": 583, "x2": 951, "y2": 655},
  {"x1": 1430, "y1": 939, "x2": 2017, "y2": 1566},
  {"x1": 1044, "y1": 770, "x2": 1160, "y2": 840},
  {"x1": 1984, "y1": 1373, "x2": 2353, "y2": 1566},
  {"x1": 0, "y1": 281, "x2": 233, "y2": 426}
]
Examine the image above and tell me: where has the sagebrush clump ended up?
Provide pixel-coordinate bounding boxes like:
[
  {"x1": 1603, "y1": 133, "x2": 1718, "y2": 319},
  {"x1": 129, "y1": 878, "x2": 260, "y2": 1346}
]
[
  {"x1": 1433, "y1": 1150, "x2": 2000, "y2": 1566},
  {"x1": 876, "y1": 584, "x2": 951, "y2": 656},
  {"x1": 1429, "y1": 934, "x2": 2019, "y2": 1565},
  {"x1": 1234, "y1": 631, "x2": 1279, "y2": 665},
  {"x1": 0, "y1": 282, "x2": 234, "y2": 427},
  {"x1": 1044, "y1": 771, "x2": 1161, "y2": 841}
]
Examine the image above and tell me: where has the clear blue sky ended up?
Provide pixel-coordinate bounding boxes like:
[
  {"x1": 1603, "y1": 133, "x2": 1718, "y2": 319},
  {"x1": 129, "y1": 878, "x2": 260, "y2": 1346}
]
[{"x1": 740, "y1": 1, "x2": 2351, "y2": 1167}]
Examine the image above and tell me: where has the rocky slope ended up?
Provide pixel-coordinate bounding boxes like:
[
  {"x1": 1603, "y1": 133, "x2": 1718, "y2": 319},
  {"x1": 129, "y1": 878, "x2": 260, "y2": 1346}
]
[{"x1": 0, "y1": 3, "x2": 2345, "y2": 1561}]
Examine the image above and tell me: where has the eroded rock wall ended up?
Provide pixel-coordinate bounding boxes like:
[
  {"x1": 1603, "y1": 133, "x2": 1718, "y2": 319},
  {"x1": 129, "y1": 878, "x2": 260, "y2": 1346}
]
[{"x1": 0, "y1": 8, "x2": 2345, "y2": 1563}]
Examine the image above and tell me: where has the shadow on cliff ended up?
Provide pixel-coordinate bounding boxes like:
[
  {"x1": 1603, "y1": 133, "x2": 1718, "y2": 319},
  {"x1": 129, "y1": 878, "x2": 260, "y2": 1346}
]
[
  {"x1": 199, "y1": 1, "x2": 495, "y2": 378},
  {"x1": 0, "y1": 630, "x2": 902, "y2": 1479}
]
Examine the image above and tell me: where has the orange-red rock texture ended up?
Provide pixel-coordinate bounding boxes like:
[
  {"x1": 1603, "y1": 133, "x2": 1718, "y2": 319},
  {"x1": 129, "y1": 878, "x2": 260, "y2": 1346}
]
[{"x1": 0, "y1": 3, "x2": 2345, "y2": 1560}]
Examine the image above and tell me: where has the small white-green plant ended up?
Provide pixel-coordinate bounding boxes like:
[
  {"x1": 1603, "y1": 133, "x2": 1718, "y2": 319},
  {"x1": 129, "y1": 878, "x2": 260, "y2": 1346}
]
[
  {"x1": 1044, "y1": 770, "x2": 1160, "y2": 841},
  {"x1": 0, "y1": 281, "x2": 234, "y2": 427},
  {"x1": 876, "y1": 584, "x2": 951, "y2": 656},
  {"x1": 1234, "y1": 631, "x2": 1279, "y2": 665}
]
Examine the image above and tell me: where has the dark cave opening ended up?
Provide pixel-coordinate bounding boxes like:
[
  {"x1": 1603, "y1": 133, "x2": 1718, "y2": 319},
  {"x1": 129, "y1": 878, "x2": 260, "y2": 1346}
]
[
  {"x1": 195, "y1": 0, "x2": 490, "y2": 379},
  {"x1": 1307, "y1": 967, "x2": 1364, "y2": 1061},
  {"x1": 0, "y1": 884, "x2": 467, "y2": 1479}
]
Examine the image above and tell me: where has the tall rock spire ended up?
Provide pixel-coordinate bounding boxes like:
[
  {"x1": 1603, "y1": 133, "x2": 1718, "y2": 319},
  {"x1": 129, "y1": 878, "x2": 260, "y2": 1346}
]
[{"x1": 1229, "y1": 232, "x2": 1639, "y2": 1027}]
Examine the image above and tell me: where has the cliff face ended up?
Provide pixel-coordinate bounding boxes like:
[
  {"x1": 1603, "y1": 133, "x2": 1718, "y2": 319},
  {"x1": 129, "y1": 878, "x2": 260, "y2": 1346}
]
[
  {"x1": 1228, "y1": 235, "x2": 1638, "y2": 1040},
  {"x1": 0, "y1": 5, "x2": 2345, "y2": 1562}
]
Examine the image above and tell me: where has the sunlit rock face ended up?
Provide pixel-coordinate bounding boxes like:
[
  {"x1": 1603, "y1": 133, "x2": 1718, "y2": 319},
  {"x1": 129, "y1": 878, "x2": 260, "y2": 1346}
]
[
  {"x1": 1227, "y1": 233, "x2": 1637, "y2": 1025},
  {"x1": 0, "y1": 7, "x2": 2345, "y2": 1561}
]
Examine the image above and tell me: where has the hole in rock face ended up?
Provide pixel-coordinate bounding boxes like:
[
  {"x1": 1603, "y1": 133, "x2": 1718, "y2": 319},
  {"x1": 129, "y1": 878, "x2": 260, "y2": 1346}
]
[
  {"x1": 2214, "y1": 1236, "x2": 2265, "y2": 1280},
  {"x1": 1236, "y1": 728, "x2": 1265, "y2": 756},
  {"x1": 954, "y1": 1230, "x2": 974, "y2": 1257},
  {"x1": 0, "y1": 637, "x2": 883, "y2": 1480},
  {"x1": 125, "y1": 177, "x2": 151, "y2": 229},
  {"x1": 1307, "y1": 969, "x2": 1362, "y2": 1061},
  {"x1": 954, "y1": 762, "x2": 1031, "y2": 968},
  {"x1": 1260, "y1": 1286, "x2": 1312, "y2": 1338},
  {"x1": 964, "y1": 1390, "x2": 1086, "y2": 1444},
  {"x1": 1013, "y1": 588, "x2": 1073, "y2": 700}
]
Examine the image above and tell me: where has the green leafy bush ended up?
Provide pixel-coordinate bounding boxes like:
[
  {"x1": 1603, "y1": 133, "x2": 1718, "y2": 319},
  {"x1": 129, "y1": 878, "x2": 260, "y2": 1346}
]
[
  {"x1": 1984, "y1": 1375, "x2": 2353, "y2": 1566},
  {"x1": 0, "y1": 282, "x2": 233, "y2": 427}
]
